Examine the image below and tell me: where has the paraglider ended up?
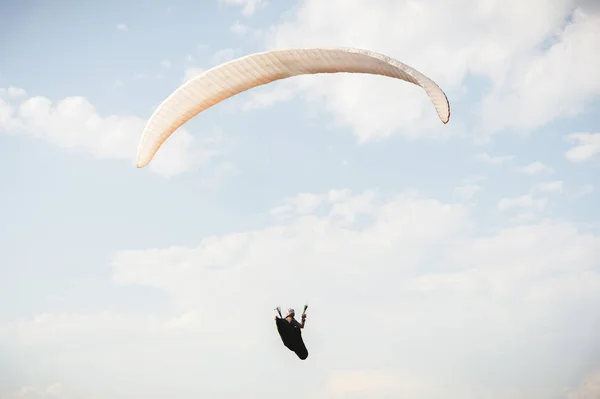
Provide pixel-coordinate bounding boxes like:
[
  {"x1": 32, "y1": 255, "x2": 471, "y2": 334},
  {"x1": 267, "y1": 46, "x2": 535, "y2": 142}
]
[
  {"x1": 274, "y1": 305, "x2": 309, "y2": 360},
  {"x1": 134, "y1": 47, "x2": 451, "y2": 360},
  {"x1": 135, "y1": 47, "x2": 451, "y2": 169}
]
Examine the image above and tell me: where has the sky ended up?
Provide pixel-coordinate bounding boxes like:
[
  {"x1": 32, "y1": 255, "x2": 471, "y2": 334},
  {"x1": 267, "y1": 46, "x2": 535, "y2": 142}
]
[{"x1": 1, "y1": 0, "x2": 600, "y2": 398}]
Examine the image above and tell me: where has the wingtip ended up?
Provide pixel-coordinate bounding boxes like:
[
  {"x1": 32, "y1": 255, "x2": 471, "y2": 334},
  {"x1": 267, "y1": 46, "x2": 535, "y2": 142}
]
[{"x1": 443, "y1": 109, "x2": 451, "y2": 124}]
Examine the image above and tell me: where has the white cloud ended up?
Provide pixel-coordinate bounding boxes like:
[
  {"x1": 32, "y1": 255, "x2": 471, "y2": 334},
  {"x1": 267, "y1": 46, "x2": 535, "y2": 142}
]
[
  {"x1": 0, "y1": 87, "x2": 226, "y2": 177},
  {"x1": 327, "y1": 188, "x2": 352, "y2": 203},
  {"x1": 3, "y1": 383, "x2": 67, "y2": 399},
  {"x1": 535, "y1": 180, "x2": 564, "y2": 194},
  {"x1": 515, "y1": 161, "x2": 554, "y2": 175},
  {"x1": 249, "y1": 0, "x2": 599, "y2": 143},
  {"x1": 480, "y1": 7, "x2": 600, "y2": 133},
  {"x1": 454, "y1": 184, "x2": 482, "y2": 200},
  {"x1": 464, "y1": 174, "x2": 488, "y2": 183},
  {"x1": 569, "y1": 184, "x2": 595, "y2": 199},
  {"x1": 3, "y1": 188, "x2": 599, "y2": 398},
  {"x1": 474, "y1": 152, "x2": 514, "y2": 165},
  {"x1": 566, "y1": 132, "x2": 600, "y2": 163},
  {"x1": 230, "y1": 21, "x2": 248, "y2": 34},
  {"x1": 288, "y1": 193, "x2": 323, "y2": 214},
  {"x1": 498, "y1": 193, "x2": 548, "y2": 212},
  {"x1": 219, "y1": 0, "x2": 267, "y2": 16},
  {"x1": 269, "y1": 192, "x2": 328, "y2": 218},
  {"x1": 117, "y1": 23, "x2": 128, "y2": 32},
  {"x1": 325, "y1": 370, "x2": 438, "y2": 397},
  {"x1": 0, "y1": 87, "x2": 27, "y2": 99},
  {"x1": 509, "y1": 212, "x2": 541, "y2": 224},
  {"x1": 110, "y1": 190, "x2": 472, "y2": 319}
]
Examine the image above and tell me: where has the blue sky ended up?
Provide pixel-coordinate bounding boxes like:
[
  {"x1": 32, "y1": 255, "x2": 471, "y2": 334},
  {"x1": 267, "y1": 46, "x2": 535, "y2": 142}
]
[{"x1": 1, "y1": 0, "x2": 600, "y2": 398}]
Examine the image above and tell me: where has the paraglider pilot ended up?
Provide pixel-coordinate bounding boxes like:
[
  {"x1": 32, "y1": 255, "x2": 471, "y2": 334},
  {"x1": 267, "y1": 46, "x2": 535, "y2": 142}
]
[{"x1": 274, "y1": 306, "x2": 309, "y2": 360}]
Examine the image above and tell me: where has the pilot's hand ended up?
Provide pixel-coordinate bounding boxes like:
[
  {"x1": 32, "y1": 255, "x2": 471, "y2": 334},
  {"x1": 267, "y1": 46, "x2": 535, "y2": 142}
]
[{"x1": 301, "y1": 314, "x2": 307, "y2": 319}]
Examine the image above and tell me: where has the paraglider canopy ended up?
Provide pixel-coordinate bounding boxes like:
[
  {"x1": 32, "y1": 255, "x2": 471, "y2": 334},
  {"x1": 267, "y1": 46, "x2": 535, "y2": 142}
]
[{"x1": 135, "y1": 47, "x2": 451, "y2": 168}]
